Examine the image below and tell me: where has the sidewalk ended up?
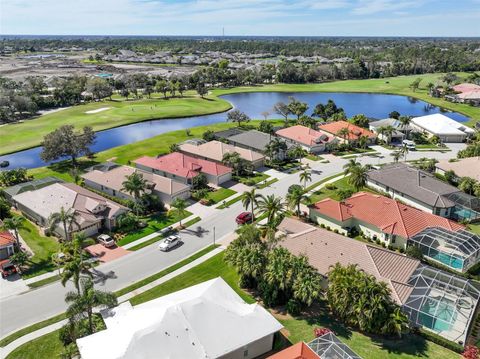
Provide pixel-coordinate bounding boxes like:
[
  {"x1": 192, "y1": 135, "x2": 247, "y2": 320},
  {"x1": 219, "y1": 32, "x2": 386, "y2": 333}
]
[{"x1": 0, "y1": 244, "x2": 226, "y2": 358}]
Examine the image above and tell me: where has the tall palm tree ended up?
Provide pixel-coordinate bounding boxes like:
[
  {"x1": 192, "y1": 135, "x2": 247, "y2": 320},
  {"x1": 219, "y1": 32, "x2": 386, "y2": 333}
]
[
  {"x1": 459, "y1": 177, "x2": 478, "y2": 195},
  {"x1": 65, "y1": 277, "x2": 117, "y2": 334},
  {"x1": 60, "y1": 234, "x2": 93, "y2": 294},
  {"x1": 258, "y1": 194, "x2": 285, "y2": 229},
  {"x1": 398, "y1": 116, "x2": 411, "y2": 139},
  {"x1": 382, "y1": 307, "x2": 409, "y2": 338},
  {"x1": 343, "y1": 159, "x2": 360, "y2": 175},
  {"x1": 122, "y1": 172, "x2": 147, "y2": 215},
  {"x1": 171, "y1": 197, "x2": 188, "y2": 227},
  {"x1": 299, "y1": 168, "x2": 312, "y2": 189},
  {"x1": 337, "y1": 127, "x2": 350, "y2": 143},
  {"x1": 242, "y1": 189, "x2": 261, "y2": 223},
  {"x1": 348, "y1": 164, "x2": 370, "y2": 191},
  {"x1": 286, "y1": 188, "x2": 309, "y2": 216},
  {"x1": 2, "y1": 215, "x2": 25, "y2": 250},
  {"x1": 400, "y1": 143, "x2": 409, "y2": 162},
  {"x1": 390, "y1": 151, "x2": 402, "y2": 163},
  {"x1": 358, "y1": 135, "x2": 369, "y2": 149},
  {"x1": 49, "y1": 206, "x2": 78, "y2": 241}
]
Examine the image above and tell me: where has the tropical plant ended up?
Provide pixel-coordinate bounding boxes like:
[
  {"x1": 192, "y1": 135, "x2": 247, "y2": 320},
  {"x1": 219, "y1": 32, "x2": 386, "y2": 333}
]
[
  {"x1": 265, "y1": 138, "x2": 287, "y2": 160},
  {"x1": 287, "y1": 145, "x2": 307, "y2": 162},
  {"x1": 242, "y1": 189, "x2": 261, "y2": 223},
  {"x1": 1, "y1": 215, "x2": 25, "y2": 249},
  {"x1": 459, "y1": 177, "x2": 478, "y2": 195},
  {"x1": 65, "y1": 277, "x2": 117, "y2": 334},
  {"x1": 400, "y1": 143, "x2": 409, "y2": 161},
  {"x1": 405, "y1": 245, "x2": 423, "y2": 260},
  {"x1": 227, "y1": 109, "x2": 250, "y2": 127},
  {"x1": 343, "y1": 159, "x2": 360, "y2": 175},
  {"x1": 60, "y1": 233, "x2": 93, "y2": 294},
  {"x1": 223, "y1": 152, "x2": 253, "y2": 176},
  {"x1": 169, "y1": 143, "x2": 180, "y2": 153},
  {"x1": 357, "y1": 135, "x2": 369, "y2": 149},
  {"x1": 259, "y1": 120, "x2": 274, "y2": 135},
  {"x1": 287, "y1": 97, "x2": 309, "y2": 121},
  {"x1": 171, "y1": 197, "x2": 188, "y2": 226},
  {"x1": 390, "y1": 151, "x2": 402, "y2": 163},
  {"x1": 273, "y1": 101, "x2": 291, "y2": 126},
  {"x1": 337, "y1": 127, "x2": 350, "y2": 143},
  {"x1": 121, "y1": 172, "x2": 147, "y2": 215},
  {"x1": 49, "y1": 207, "x2": 79, "y2": 241},
  {"x1": 257, "y1": 194, "x2": 285, "y2": 229},
  {"x1": 348, "y1": 164, "x2": 370, "y2": 191},
  {"x1": 299, "y1": 168, "x2": 312, "y2": 189},
  {"x1": 398, "y1": 116, "x2": 412, "y2": 139},
  {"x1": 10, "y1": 250, "x2": 29, "y2": 269},
  {"x1": 350, "y1": 114, "x2": 369, "y2": 128},
  {"x1": 116, "y1": 212, "x2": 140, "y2": 231},
  {"x1": 286, "y1": 186, "x2": 309, "y2": 216}
]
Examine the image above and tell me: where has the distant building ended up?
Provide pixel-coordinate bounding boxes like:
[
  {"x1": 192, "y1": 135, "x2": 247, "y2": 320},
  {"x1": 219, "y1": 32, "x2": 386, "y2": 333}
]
[
  {"x1": 435, "y1": 157, "x2": 480, "y2": 182},
  {"x1": 275, "y1": 125, "x2": 337, "y2": 153},
  {"x1": 77, "y1": 277, "x2": 283, "y2": 359},
  {"x1": 227, "y1": 129, "x2": 292, "y2": 160},
  {"x1": 0, "y1": 232, "x2": 16, "y2": 261},
  {"x1": 317, "y1": 121, "x2": 376, "y2": 144},
  {"x1": 368, "y1": 118, "x2": 411, "y2": 143},
  {"x1": 410, "y1": 114, "x2": 474, "y2": 143}
]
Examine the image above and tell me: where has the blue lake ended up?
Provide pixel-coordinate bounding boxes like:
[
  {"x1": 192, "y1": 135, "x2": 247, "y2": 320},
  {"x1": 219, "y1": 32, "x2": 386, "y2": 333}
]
[{"x1": 1, "y1": 92, "x2": 470, "y2": 169}]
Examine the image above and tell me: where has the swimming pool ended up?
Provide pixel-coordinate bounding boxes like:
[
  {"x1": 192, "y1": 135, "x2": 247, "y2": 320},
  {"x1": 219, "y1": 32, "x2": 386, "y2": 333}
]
[
  {"x1": 429, "y1": 251, "x2": 464, "y2": 270},
  {"x1": 418, "y1": 298, "x2": 458, "y2": 332}
]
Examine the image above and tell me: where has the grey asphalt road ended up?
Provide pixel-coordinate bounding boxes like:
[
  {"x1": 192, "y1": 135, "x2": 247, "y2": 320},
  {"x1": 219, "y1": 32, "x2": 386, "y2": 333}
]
[{"x1": 0, "y1": 144, "x2": 463, "y2": 337}]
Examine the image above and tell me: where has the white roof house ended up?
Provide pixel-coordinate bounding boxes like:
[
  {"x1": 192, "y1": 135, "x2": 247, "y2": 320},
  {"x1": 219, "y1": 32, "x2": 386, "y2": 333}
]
[
  {"x1": 76, "y1": 278, "x2": 283, "y2": 359},
  {"x1": 410, "y1": 114, "x2": 475, "y2": 143}
]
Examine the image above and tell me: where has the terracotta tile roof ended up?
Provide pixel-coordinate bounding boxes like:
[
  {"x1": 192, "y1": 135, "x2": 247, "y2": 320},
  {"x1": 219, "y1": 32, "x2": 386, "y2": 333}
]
[
  {"x1": 179, "y1": 140, "x2": 265, "y2": 163},
  {"x1": 278, "y1": 217, "x2": 420, "y2": 305},
  {"x1": 268, "y1": 342, "x2": 320, "y2": 359},
  {"x1": 453, "y1": 83, "x2": 480, "y2": 93},
  {"x1": 312, "y1": 192, "x2": 464, "y2": 238},
  {"x1": 275, "y1": 125, "x2": 336, "y2": 146},
  {"x1": 135, "y1": 152, "x2": 232, "y2": 178},
  {"x1": 0, "y1": 232, "x2": 15, "y2": 247},
  {"x1": 318, "y1": 121, "x2": 376, "y2": 141}
]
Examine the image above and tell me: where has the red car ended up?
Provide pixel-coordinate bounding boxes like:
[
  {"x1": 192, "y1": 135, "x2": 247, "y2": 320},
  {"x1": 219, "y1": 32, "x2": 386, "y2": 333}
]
[
  {"x1": 0, "y1": 260, "x2": 17, "y2": 279},
  {"x1": 236, "y1": 212, "x2": 254, "y2": 225}
]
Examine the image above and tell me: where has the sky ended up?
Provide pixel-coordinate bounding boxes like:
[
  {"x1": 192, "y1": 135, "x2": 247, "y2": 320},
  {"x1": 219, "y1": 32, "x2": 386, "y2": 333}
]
[{"x1": 1, "y1": 0, "x2": 480, "y2": 37}]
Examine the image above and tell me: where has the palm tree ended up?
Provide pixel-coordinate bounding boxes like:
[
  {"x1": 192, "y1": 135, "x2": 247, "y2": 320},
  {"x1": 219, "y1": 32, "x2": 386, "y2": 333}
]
[
  {"x1": 258, "y1": 194, "x2": 285, "y2": 229},
  {"x1": 49, "y1": 207, "x2": 78, "y2": 241},
  {"x1": 287, "y1": 145, "x2": 307, "y2": 162},
  {"x1": 65, "y1": 277, "x2": 117, "y2": 334},
  {"x1": 459, "y1": 177, "x2": 478, "y2": 195},
  {"x1": 398, "y1": 116, "x2": 411, "y2": 139},
  {"x1": 343, "y1": 159, "x2": 360, "y2": 175},
  {"x1": 390, "y1": 151, "x2": 402, "y2": 163},
  {"x1": 122, "y1": 172, "x2": 147, "y2": 215},
  {"x1": 265, "y1": 138, "x2": 287, "y2": 160},
  {"x1": 171, "y1": 197, "x2": 188, "y2": 227},
  {"x1": 400, "y1": 144, "x2": 409, "y2": 162},
  {"x1": 60, "y1": 234, "x2": 93, "y2": 294},
  {"x1": 2, "y1": 215, "x2": 25, "y2": 250},
  {"x1": 348, "y1": 164, "x2": 370, "y2": 191},
  {"x1": 299, "y1": 168, "x2": 312, "y2": 189},
  {"x1": 286, "y1": 188, "x2": 309, "y2": 216},
  {"x1": 242, "y1": 189, "x2": 261, "y2": 223},
  {"x1": 382, "y1": 307, "x2": 409, "y2": 338},
  {"x1": 357, "y1": 135, "x2": 369, "y2": 149},
  {"x1": 337, "y1": 127, "x2": 350, "y2": 143}
]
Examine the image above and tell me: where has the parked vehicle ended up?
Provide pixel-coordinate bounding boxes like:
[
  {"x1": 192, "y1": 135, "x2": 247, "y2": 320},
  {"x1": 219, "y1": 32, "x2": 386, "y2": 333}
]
[
  {"x1": 97, "y1": 234, "x2": 115, "y2": 248},
  {"x1": 159, "y1": 235, "x2": 181, "y2": 252},
  {"x1": 0, "y1": 260, "x2": 17, "y2": 278},
  {"x1": 236, "y1": 212, "x2": 254, "y2": 225},
  {"x1": 159, "y1": 226, "x2": 174, "y2": 236},
  {"x1": 402, "y1": 139, "x2": 416, "y2": 150}
]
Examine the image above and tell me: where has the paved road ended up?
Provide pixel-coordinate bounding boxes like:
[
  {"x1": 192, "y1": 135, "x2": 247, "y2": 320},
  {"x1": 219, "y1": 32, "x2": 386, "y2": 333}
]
[{"x1": 0, "y1": 144, "x2": 464, "y2": 337}]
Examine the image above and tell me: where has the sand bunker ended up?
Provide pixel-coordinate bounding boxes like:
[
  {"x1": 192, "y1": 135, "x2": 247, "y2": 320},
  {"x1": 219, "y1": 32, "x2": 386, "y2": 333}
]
[{"x1": 85, "y1": 107, "x2": 112, "y2": 114}]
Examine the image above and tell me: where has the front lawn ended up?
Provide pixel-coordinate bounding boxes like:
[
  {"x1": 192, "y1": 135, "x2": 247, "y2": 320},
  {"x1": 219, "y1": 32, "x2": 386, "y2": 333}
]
[
  {"x1": 7, "y1": 330, "x2": 64, "y2": 359},
  {"x1": 234, "y1": 172, "x2": 270, "y2": 186},
  {"x1": 307, "y1": 176, "x2": 378, "y2": 204},
  {"x1": 116, "y1": 210, "x2": 192, "y2": 247},
  {"x1": 19, "y1": 218, "x2": 60, "y2": 279},
  {"x1": 206, "y1": 187, "x2": 236, "y2": 204}
]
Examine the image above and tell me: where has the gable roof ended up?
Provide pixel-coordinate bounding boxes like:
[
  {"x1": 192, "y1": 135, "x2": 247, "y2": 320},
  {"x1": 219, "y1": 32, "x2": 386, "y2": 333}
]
[
  {"x1": 135, "y1": 152, "x2": 232, "y2": 178},
  {"x1": 367, "y1": 163, "x2": 471, "y2": 208},
  {"x1": 0, "y1": 232, "x2": 15, "y2": 247},
  {"x1": 275, "y1": 125, "x2": 336, "y2": 146},
  {"x1": 435, "y1": 157, "x2": 480, "y2": 182},
  {"x1": 179, "y1": 140, "x2": 265, "y2": 163},
  {"x1": 318, "y1": 121, "x2": 376, "y2": 140},
  {"x1": 278, "y1": 217, "x2": 420, "y2": 305},
  {"x1": 76, "y1": 277, "x2": 283, "y2": 359},
  {"x1": 268, "y1": 342, "x2": 320, "y2": 359},
  {"x1": 81, "y1": 164, "x2": 190, "y2": 196},
  {"x1": 312, "y1": 192, "x2": 464, "y2": 238}
]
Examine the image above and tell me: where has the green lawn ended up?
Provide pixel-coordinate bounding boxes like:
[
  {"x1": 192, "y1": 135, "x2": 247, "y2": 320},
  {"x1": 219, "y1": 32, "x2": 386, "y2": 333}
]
[
  {"x1": 234, "y1": 172, "x2": 270, "y2": 185},
  {"x1": 306, "y1": 154, "x2": 324, "y2": 161},
  {"x1": 213, "y1": 72, "x2": 480, "y2": 127},
  {"x1": 469, "y1": 223, "x2": 480, "y2": 236},
  {"x1": 116, "y1": 210, "x2": 192, "y2": 247},
  {"x1": 6, "y1": 330, "x2": 64, "y2": 359},
  {"x1": 206, "y1": 187, "x2": 236, "y2": 204},
  {"x1": 0, "y1": 94, "x2": 232, "y2": 155},
  {"x1": 306, "y1": 176, "x2": 379, "y2": 205},
  {"x1": 217, "y1": 194, "x2": 245, "y2": 209},
  {"x1": 19, "y1": 218, "x2": 60, "y2": 279}
]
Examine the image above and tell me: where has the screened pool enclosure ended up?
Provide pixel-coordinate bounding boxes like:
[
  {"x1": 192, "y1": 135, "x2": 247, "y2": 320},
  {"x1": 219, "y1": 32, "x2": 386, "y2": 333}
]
[
  {"x1": 403, "y1": 265, "x2": 480, "y2": 344},
  {"x1": 410, "y1": 227, "x2": 480, "y2": 272},
  {"x1": 308, "y1": 332, "x2": 362, "y2": 359}
]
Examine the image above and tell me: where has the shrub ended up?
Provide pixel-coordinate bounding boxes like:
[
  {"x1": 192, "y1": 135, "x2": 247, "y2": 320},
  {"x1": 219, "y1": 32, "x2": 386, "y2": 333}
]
[
  {"x1": 333, "y1": 229, "x2": 339, "y2": 233},
  {"x1": 416, "y1": 328, "x2": 463, "y2": 353},
  {"x1": 286, "y1": 299, "x2": 302, "y2": 316},
  {"x1": 405, "y1": 245, "x2": 424, "y2": 260},
  {"x1": 314, "y1": 327, "x2": 332, "y2": 338},
  {"x1": 320, "y1": 224, "x2": 325, "y2": 228},
  {"x1": 325, "y1": 183, "x2": 337, "y2": 190}
]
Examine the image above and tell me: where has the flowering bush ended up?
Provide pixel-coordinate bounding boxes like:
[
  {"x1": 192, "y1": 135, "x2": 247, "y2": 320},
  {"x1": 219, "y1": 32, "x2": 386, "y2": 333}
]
[
  {"x1": 463, "y1": 345, "x2": 480, "y2": 359},
  {"x1": 313, "y1": 327, "x2": 332, "y2": 338}
]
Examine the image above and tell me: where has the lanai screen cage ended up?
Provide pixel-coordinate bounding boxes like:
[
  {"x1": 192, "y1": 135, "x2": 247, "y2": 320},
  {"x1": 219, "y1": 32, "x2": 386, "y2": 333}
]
[
  {"x1": 308, "y1": 332, "x2": 362, "y2": 359},
  {"x1": 402, "y1": 265, "x2": 480, "y2": 344},
  {"x1": 410, "y1": 227, "x2": 480, "y2": 272},
  {"x1": 444, "y1": 192, "x2": 480, "y2": 221}
]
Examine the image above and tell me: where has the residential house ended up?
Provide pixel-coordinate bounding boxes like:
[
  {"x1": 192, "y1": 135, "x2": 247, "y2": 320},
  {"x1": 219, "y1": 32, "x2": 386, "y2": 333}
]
[
  {"x1": 0, "y1": 232, "x2": 15, "y2": 261},
  {"x1": 309, "y1": 192, "x2": 464, "y2": 249},
  {"x1": 368, "y1": 118, "x2": 412, "y2": 143},
  {"x1": 268, "y1": 332, "x2": 362, "y2": 359},
  {"x1": 12, "y1": 182, "x2": 128, "y2": 239},
  {"x1": 81, "y1": 163, "x2": 191, "y2": 205},
  {"x1": 278, "y1": 217, "x2": 480, "y2": 343},
  {"x1": 410, "y1": 114, "x2": 475, "y2": 143},
  {"x1": 135, "y1": 152, "x2": 232, "y2": 185},
  {"x1": 213, "y1": 128, "x2": 246, "y2": 141},
  {"x1": 451, "y1": 84, "x2": 480, "y2": 105},
  {"x1": 275, "y1": 125, "x2": 337, "y2": 153},
  {"x1": 452, "y1": 83, "x2": 480, "y2": 93},
  {"x1": 2, "y1": 176, "x2": 63, "y2": 202},
  {"x1": 179, "y1": 140, "x2": 265, "y2": 168},
  {"x1": 318, "y1": 121, "x2": 376, "y2": 144},
  {"x1": 367, "y1": 163, "x2": 480, "y2": 221},
  {"x1": 435, "y1": 157, "x2": 480, "y2": 182},
  {"x1": 76, "y1": 277, "x2": 283, "y2": 359},
  {"x1": 227, "y1": 129, "x2": 292, "y2": 160}
]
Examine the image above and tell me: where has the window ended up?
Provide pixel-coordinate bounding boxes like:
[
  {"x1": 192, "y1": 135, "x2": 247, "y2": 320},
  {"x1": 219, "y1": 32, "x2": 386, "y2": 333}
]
[
  {"x1": 391, "y1": 235, "x2": 396, "y2": 244},
  {"x1": 243, "y1": 349, "x2": 248, "y2": 357}
]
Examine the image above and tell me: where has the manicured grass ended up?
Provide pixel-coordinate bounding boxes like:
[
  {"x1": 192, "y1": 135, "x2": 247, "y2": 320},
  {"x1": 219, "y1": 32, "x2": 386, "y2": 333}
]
[
  {"x1": 116, "y1": 210, "x2": 192, "y2": 247},
  {"x1": 305, "y1": 173, "x2": 344, "y2": 192},
  {"x1": 305, "y1": 154, "x2": 324, "y2": 161},
  {"x1": 469, "y1": 224, "x2": 480, "y2": 236},
  {"x1": 6, "y1": 330, "x2": 64, "y2": 359},
  {"x1": 27, "y1": 274, "x2": 60, "y2": 289},
  {"x1": 213, "y1": 72, "x2": 480, "y2": 127},
  {"x1": 182, "y1": 216, "x2": 201, "y2": 228},
  {"x1": 0, "y1": 94, "x2": 232, "y2": 155},
  {"x1": 206, "y1": 187, "x2": 236, "y2": 204},
  {"x1": 19, "y1": 219, "x2": 60, "y2": 279},
  {"x1": 256, "y1": 178, "x2": 279, "y2": 189},
  {"x1": 234, "y1": 172, "x2": 270, "y2": 185},
  {"x1": 0, "y1": 313, "x2": 66, "y2": 348},
  {"x1": 115, "y1": 244, "x2": 220, "y2": 297},
  {"x1": 129, "y1": 253, "x2": 458, "y2": 359},
  {"x1": 217, "y1": 194, "x2": 245, "y2": 209},
  {"x1": 307, "y1": 176, "x2": 377, "y2": 204}
]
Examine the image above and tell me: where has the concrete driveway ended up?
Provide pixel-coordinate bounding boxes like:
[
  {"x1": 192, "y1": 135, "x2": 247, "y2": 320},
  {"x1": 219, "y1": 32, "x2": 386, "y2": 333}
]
[
  {"x1": 85, "y1": 244, "x2": 130, "y2": 263},
  {"x1": 0, "y1": 273, "x2": 28, "y2": 300}
]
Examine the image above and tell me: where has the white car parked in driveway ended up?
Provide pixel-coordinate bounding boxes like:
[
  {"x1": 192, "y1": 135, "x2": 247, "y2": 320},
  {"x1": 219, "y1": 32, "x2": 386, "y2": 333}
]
[
  {"x1": 97, "y1": 234, "x2": 115, "y2": 248},
  {"x1": 158, "y1": 235, "x2": 181, "y2": 252}
]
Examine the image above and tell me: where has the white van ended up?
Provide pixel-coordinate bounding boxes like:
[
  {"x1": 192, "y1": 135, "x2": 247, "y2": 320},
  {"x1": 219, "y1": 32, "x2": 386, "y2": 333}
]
[{"x1": 402, "y1": 140, "x2": 416, "y2": 150}]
